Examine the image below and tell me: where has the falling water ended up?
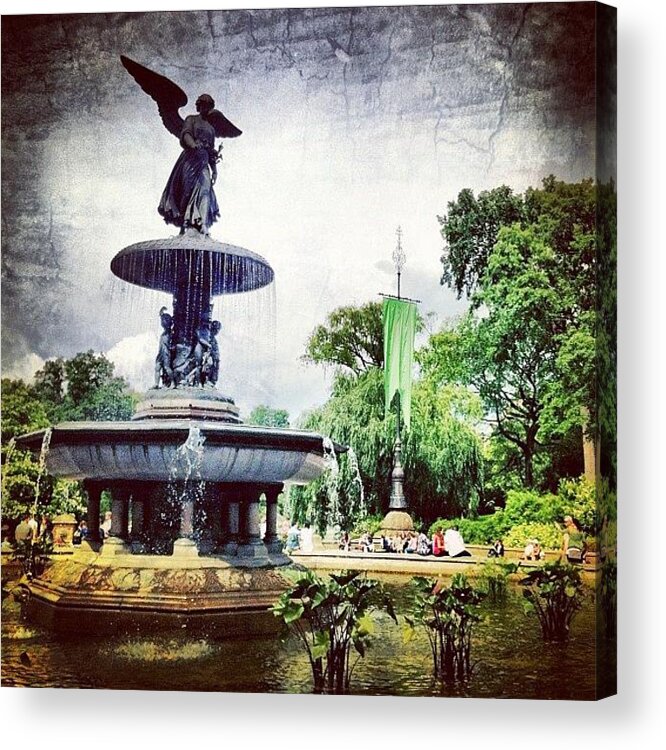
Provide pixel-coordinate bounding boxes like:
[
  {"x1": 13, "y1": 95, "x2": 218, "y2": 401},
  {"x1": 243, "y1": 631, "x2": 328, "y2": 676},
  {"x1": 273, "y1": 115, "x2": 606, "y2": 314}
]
[
  {"x1": 163, "y1": 426, "x2": 207, "y2": 537},
  {"x1": 346, "y1": 445, "x2": 367, "y2": 521},
  {"x1": 33, "y1": 428, "x2": 53, "y2": 514},
  {"x1": 322, "y1": 436, "x2": 340, "y2": 525}
]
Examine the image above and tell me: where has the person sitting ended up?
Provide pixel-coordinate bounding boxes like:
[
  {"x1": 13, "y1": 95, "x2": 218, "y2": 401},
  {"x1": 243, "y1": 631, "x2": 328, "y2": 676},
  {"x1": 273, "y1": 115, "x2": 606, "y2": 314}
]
[
  {"x1": 416, "y1": 531, "x2": 431, "y2": 556},
  {"x1": 339, "y1": 531, "x2": 351, "y2": 552},
  {"x1": 359, "y1": 532, "x2": 373, "y2": 553},
  {"x1": 380, "y1": 533, "x2": 392, "y2": 553},
  {"x1": 405, "y1": 532, "x2": 418, "y2": 554},
  {"x1": 285, "y1": 523, "x2": 301, "y2": 552},
  {"x1": 562, "y1": 515, "x2": 586, "y2": 563},
  {"x1": 488, "y1": 539, "x2": 505, "y2": 558},
  {"x1": 432, "y1": 529, "x2": 446, "y2": 557},
  {"x1": 444, "y1": 527, "x2": 471, "y2": 557},
  {"x1": 523, "y1": 539, "x2": 544, "y2": 561}
]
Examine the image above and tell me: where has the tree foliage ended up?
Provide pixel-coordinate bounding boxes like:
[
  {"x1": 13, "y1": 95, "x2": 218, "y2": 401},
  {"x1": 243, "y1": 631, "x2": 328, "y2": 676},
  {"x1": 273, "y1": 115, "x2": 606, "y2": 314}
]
[
  {"x1": 1, "y1": 352, "x2": 136, "y2": 524},
  {"x1": 291, "y1": 362, "x2": 484, "y2": 532},
  {"x1": 303, "y1": 301, "x2": 385, "y2": 375},
  {"x1": 247, "y1": 404, "x2": 290, "y2": 428},
  {"x1": 435, "y1": 178, "x2": 612, "y2": 490}
]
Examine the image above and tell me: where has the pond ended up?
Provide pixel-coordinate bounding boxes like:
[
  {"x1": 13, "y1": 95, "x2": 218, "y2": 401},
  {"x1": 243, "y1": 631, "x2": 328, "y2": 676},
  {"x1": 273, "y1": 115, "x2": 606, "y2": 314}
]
[{"x1": 1, "y1": 574, "x2": 615, "y2": 699}]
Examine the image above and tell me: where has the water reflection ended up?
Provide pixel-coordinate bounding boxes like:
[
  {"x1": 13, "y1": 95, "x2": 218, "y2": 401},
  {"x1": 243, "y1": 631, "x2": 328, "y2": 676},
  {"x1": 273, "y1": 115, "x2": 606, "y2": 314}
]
[{"x1": 1, "y1": 576, "x2": 613, "y2": 699}]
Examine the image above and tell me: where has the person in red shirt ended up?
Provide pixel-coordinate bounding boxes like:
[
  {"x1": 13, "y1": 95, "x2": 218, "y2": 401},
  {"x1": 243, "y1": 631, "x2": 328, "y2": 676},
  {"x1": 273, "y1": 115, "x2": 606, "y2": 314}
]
[{"x1": 432, "y1": 528, "x2": 446, "y2": 557}]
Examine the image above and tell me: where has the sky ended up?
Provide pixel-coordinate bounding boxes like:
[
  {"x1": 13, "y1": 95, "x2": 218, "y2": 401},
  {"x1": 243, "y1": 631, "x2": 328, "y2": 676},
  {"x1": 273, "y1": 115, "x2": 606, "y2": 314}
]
[{"x1": 1, "y1": 1, "x2": 601, "y2": 420}]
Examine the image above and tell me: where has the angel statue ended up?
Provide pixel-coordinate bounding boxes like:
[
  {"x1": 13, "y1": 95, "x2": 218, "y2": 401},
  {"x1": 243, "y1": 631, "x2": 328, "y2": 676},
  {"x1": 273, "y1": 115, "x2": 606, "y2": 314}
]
[{"x1": 121, "y1": 55, "x2": 242, "y2": 235}]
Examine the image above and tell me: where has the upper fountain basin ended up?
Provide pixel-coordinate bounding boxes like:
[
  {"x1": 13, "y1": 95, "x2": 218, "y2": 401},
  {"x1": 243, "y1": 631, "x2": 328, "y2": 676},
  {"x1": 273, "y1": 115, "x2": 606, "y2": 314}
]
[
  {"x1": 110, "y1": 235, "x2": 274, "y2": 294},
  {"x1": 17, "y1": 422, "x2": 345, "y2": 485}
]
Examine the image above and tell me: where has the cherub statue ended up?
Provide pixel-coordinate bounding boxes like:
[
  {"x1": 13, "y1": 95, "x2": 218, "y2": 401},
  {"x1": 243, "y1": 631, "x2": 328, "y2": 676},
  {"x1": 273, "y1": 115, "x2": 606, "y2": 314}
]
[
  {"x1": 121, "y1": 55, "x2": 242, "y2": 235},
  {"x1": 155, "y1": 306, "x2": 174, "y2": 388}
]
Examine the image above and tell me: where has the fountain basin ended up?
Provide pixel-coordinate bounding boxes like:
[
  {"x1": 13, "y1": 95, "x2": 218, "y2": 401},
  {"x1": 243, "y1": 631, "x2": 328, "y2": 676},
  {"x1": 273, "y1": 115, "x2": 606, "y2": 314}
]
[
  {"x1": 19, "y1": 549, "x2": 303, "y2": 636},
  {"x1": 110, "y1": 235, "x2": 274, "y2": 294},
  {"x1": 17, "y1": 421, "x2": 343, "y2": 485}
]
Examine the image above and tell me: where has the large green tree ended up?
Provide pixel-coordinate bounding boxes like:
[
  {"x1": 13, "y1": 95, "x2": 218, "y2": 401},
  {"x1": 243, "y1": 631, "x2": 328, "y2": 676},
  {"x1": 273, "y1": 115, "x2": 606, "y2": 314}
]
[
  {"x1": 437, "y1": 178, "x2": 603, "y2": 488},
  {"x1": 303, "y1": 301, "x2": 385, "y2": 375}
]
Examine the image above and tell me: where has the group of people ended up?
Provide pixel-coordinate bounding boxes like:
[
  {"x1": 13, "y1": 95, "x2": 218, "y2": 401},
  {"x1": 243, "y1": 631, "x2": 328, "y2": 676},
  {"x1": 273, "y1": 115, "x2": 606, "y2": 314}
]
[
  {"x1": 13, "y1": 513, "x2": 49, "y2": 545},
  {"x1": 348, "y1": 526, "x2": 471, "y2": 558},
  {"x1": 73, "y1": 511, "x2": 113, "y2": 544},
  {"x1": 284, "y1": 522, "x2": 314, "y2": 553}
]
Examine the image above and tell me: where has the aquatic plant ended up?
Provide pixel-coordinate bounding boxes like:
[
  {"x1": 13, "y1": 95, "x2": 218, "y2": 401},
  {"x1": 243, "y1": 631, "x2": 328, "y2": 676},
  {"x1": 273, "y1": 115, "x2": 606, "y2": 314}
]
[
  {"x1": 405, "y1": 574, "x2": 484, "y2": 683},
  {"x1": 272, "y1": 569, "x2": 396, "y2": 694},
  {"x1": 479, "y1": 559, "x2": 518, "y2": 602},
  {"x1": 520, "y1": 561, "x2": 584, "y2": 642}
]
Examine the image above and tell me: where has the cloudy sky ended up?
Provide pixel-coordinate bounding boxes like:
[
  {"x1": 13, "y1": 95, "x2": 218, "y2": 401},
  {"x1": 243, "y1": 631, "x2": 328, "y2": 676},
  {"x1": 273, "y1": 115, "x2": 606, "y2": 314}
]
[{"x1": 1, "y1": 1, "x2": 601, "y2": 420}]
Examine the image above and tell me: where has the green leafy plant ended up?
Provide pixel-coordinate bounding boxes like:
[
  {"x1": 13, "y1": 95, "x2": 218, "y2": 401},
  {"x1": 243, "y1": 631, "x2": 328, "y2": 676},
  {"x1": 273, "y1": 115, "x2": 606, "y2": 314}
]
[
  {"x1": 520, "y1": 561, "x2": 584, "y2": 641},
  {"x1": 479, "y1": 559, "x2": 518, "y2": 602},
  {"x1": 405, "y1": 574, "x2": 485, "y2": 682},
  {"x1": 272, "y1": 569, "x2": 396, "y2": 694}
]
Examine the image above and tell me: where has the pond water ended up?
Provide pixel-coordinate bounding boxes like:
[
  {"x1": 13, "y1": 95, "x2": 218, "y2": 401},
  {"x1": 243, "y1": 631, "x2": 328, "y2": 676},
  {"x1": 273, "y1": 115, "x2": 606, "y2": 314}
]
[{"x1": 1, "y1": 574, "x2": 615, "y2": 699}]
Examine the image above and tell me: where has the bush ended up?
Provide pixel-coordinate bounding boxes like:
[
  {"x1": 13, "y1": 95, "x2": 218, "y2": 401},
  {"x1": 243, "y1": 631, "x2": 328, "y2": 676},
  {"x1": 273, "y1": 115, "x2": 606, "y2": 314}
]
[
  {"x1": 428, "y1": 512, "x2": 511, "y2": 544},
  {"x1": 557, "y1": 477, "x2": 597, "y2": 532},
  {"x1": 503, "y1": 489, "x2": 560, "y2": 526},
  {"x1": 351, "y1": 513, "x2": 384, "y2": 537},
  {"x1": 504, "y1": 522, "x2": 561, "y2": 550}
]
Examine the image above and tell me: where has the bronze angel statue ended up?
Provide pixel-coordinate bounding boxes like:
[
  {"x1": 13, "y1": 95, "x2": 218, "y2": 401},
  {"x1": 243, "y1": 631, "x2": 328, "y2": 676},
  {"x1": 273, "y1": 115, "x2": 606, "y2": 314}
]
[{"x1": 121, "y1": 55, "x2": 242, "y2": 235}]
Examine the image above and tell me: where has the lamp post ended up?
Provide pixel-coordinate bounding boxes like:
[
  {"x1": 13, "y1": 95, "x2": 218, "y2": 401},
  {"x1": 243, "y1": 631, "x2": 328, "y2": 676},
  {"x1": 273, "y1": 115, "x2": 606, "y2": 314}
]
[
  {"x1": 378, "y1": 226, "x2": 419, "y2": 534},
  {"x1": 389, "y1": 227, "x2": 407, "y2": 514}
]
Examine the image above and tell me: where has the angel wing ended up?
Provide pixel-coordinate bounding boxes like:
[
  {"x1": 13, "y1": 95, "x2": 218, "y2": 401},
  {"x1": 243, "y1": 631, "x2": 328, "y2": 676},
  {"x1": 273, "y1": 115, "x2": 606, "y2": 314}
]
[
  {"x1": 121, "y1": 55, "x2": 188, "y2": 138},
  {"x1": 207, "y1": 109, "x2": 242, "y2": 139}
]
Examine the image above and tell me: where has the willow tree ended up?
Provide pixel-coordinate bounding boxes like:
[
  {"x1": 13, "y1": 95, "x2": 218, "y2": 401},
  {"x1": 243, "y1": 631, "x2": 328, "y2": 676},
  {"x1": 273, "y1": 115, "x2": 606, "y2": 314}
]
[{"x1": 290, "y1": 368, "x2": 484, "y2": 532}]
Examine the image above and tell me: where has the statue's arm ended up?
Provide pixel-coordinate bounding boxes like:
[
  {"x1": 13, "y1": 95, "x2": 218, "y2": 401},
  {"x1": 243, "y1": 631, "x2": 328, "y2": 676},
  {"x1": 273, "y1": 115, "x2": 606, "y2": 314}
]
[{"x1": 180, "y1": 116, "x2": 200, "y2": 149}]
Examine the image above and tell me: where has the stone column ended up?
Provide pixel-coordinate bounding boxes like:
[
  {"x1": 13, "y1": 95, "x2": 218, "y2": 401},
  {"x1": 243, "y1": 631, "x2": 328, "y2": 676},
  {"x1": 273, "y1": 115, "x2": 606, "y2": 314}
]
[
  {"x1": 222, "y1": 490, "x2": 240, "y2": 555},
  {"x1": 172, "y1": 488, "x2": 199, "y2": 557},
  {"x1": 264, "y1": 484, "x2": 283, "y2": 553},
  {"x1": 102, "y1": 486, "x2": 130, "y2": 556},
  {"x1": 237, "y1": 486, "x2": 268, "y2": 560},
  {"x1": 84, "y1": 480, "x2": 103, "y2": 545},
  {"x1": 110, "y1": 488, "x2": 130, "y2": 540},
  {"x1": 130, "y1": 496, "x2": 145, "y2": 553}
]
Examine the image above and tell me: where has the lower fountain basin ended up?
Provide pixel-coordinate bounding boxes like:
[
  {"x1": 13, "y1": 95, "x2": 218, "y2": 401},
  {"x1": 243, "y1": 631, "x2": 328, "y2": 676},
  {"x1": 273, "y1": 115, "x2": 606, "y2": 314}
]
[{"x1": 17, "y1": 421, "x2": 342, "y2": 484}]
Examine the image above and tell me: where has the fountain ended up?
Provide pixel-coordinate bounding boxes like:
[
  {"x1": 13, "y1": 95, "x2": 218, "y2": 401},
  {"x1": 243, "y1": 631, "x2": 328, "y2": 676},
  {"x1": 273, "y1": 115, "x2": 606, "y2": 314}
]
[{"x1": 15, "y1": 57, "x2": 344, "y2": 636}]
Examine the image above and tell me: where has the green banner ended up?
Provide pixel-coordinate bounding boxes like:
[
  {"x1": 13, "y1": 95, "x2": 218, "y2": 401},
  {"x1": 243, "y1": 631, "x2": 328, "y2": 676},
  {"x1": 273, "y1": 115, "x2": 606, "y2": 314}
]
[{"x1": 383, "y1": 298, "x2": 417, "y2": 428}]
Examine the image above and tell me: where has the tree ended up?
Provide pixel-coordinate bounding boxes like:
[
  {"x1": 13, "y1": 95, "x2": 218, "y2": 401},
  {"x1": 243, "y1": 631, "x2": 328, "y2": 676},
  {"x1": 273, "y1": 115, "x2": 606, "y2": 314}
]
[
  {"x1": 303, "y1": 301, "x2": 384, "y2": 375},
  {"x1": 291, "y1": 368, "x2": 485, "y2": 531},
  {"x1": 437, "y1": 178, "x2": 604, "y2": 487},
  {"x1": 33, "y1": 351, "x2": 137, "y2": 422},
  {"x1": 438, "y1": 185, "x2": 524, "y2": 298},
  {"x1": 247, "y1": 405, "x2": 289, "y2": 428},
  {"x1": 1, "y1": 379, "x2": 50, "y2": 444}
]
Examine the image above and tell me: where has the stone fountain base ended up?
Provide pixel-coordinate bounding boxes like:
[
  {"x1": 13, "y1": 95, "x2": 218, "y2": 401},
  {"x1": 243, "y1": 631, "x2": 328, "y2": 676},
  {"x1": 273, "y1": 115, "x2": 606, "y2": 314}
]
[{"x1": 21, "y1": 548, "x2": 300, "y2": 637}]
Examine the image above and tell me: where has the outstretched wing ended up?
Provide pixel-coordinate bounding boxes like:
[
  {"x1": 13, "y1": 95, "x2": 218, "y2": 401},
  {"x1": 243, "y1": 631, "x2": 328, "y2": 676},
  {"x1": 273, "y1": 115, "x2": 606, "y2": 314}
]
[
  {"x1": 121, "y1": 55, "x2": 187, "y2": 138},
  {"x1": 207, "y1": 109, "x2": 242, "y2": 139}
]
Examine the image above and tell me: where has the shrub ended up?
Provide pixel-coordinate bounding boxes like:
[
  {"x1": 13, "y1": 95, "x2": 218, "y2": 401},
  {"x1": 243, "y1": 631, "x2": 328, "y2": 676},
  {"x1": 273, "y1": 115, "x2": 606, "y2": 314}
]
[
  {"x1": 351, "y1": 513, "x2": 384, "y2": 537},
  {"x1": 557, "y1": 477, "x2": 597, "y2": 532},
  {"x1": 428, "y1": 512, "x2": 511, "y2": 544},
  {"x1": 504, "y1": 522, "x2": 561, "y2": 550},
  {"x1": 520, "y1": 561, "x2": 584, "y2": 642}
]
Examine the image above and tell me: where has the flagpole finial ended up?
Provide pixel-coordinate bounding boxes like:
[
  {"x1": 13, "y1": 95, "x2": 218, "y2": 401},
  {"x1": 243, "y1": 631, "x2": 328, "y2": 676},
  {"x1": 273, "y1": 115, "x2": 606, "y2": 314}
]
[{"x1": 392, "y1": 225, "x2": 406, "y2": 275}]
